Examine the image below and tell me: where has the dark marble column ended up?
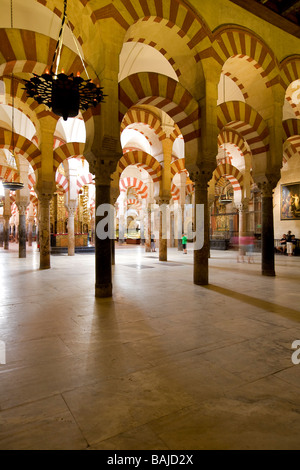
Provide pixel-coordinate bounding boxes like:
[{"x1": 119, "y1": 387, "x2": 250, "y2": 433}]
[
  {"x1": 28, "y1": 217, "x2": 34, "y2": 247},
  {"x1": 261, "y1": 184, "x2": 275, "y2": 277},
  {"x1": 192, "y1": 172, "x2": 210, "y2": 286},
  {"x1": 39, "y1": 194, "x2": 52, "y2": 270},
  {"x1": 111, "y1": 238, "x2": 115, "y2": 266},
  {"x1": 95, "y1": 181, "x2": 112, "y2": 297},
  {"x1": 18, "y1": 206, "x2": 28, "y2": 258}
]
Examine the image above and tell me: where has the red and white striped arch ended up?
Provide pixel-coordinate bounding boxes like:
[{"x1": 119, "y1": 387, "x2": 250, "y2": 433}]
[
  {"x1": 217, "y1": 102, "x2": 269, "y2": 162},
  {"x1": 77, "y1": 173, "x2": 94, "y2": 193},
  {"x1": 56, "y1": 173, "x2": 69, "y2": 193},
  {"x1": 213, "y1": 163, "x2": 243, "y2": 202},
  {"x1": 127, "y1": 199, "x2": 142, "y2": 210},
  {"x1": 117, "y1": 150, "x2": 162, "y2": 183},
  {"x1": 186, "y1": 183, "x2": 195, "y2": 196},
  {"x1": 171, "y1": 158, "x2": 188, "y2": 177},
  {"x1": 171, "y1": 183, "x2": 180, "y2": 201},
  {"x1": 119, "y1": 177, "x2": 148, "y2": 199},
  {"x1": 283, "y1": 137, "x2": 300, "y2": 166},
  {"x1": 0, "y1": 165, "x2": 19, "y2": 183}
]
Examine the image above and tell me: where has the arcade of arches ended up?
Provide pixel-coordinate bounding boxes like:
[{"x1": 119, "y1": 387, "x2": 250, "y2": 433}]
[
  {"x1": 0, "y1": 0, "x2": 300, "y2": 297},
  {"x1": 0, "y1": 0, "x2": 300, "y2": 450}
]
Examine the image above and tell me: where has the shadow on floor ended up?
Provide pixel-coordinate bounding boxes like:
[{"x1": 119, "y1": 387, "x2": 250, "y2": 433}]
[{"x1": 204, "y1": 284, "x2": 300, "y2": 322}]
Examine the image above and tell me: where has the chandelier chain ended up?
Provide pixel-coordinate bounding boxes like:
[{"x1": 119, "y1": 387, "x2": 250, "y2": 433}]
[
  {"x1": 10, "y1": 0, "x2": 15, "y2": 159},
  {"x1": 51, "y1": 0, "x2": 68, "y2": 74}
]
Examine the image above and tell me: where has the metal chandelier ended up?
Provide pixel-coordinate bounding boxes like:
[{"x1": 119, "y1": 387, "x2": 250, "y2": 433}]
[{"x1": 23, "y1": 0, "x2": 106, "y2": 121}]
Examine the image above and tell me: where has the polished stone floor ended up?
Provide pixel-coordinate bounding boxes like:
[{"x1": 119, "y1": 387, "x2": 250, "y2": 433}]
[{"x1": 0, "y1": 243, "x2": 300, "y2": 450}]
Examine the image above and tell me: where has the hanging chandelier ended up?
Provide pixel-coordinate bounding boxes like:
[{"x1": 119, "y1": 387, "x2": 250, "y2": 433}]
[{"x1": 23, "y1": 0, "x2": 106, "y2": 121}]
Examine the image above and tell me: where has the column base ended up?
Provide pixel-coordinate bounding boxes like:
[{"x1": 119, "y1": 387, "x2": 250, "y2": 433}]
[
  {"x1": 194, "y1": 276, "x2": 209, "y2": 286},
  {"x1": 95, "y1": 283, "x2": 113, "y2": 298},
  {"x1": 262, "y1": 269, "x2": 275, "y2": 277}
]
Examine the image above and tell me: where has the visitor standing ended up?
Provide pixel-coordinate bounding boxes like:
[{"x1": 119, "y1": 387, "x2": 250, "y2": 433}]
[{"x1": 182, "y1": 234, "x2": 187, "y2": 254}]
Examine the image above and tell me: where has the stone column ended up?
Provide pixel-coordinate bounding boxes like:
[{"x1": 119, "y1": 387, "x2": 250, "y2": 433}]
[
  {"x1": 111, "y1": 203, "x2": 117, "y2": 266},
  {"x1": 3, "y1": 216, "x2": 10, "y2": 250},
  {"x1": 140, "y1": 206, "x2": 145, "y2": 246},
  {"x1": 16, "y1": 202, "x2": 28, "y2": 258},
  {"x1": 237, "y1": 199, "x2": 249, "y2": 259},
  {"x1": 118, "y1": 193, "x2": 126, "y2": 245},
  {"x1": 0, "y1": 217, "x2": 3, "y2": 247},
  {"x1": 93, "y1": 161, "x2": 115, "y2": 298},
  {"x1": 110, "y1": 188, "x2": 119, "y2": 266},
  {"x1": 28, "y1": 216, "x2": 34, "y2": 247},
  {"x1": 260, "y1": 182, "x2": 276, "y2": 276},
  {"x1": 38, "y1": 194, "x2": 52, "y2": 270},
  {"x1": 177, "y1": 204, "x2": 184, "y2": 251},
  {"x1": 177, "y1": 172, "x2": 187, "y2": 251},
  {"x1": 145, "y1": 204, "x2": 152, "y2": 253},
  {"x1": 159, "y1": 122, "x2": 174, "y2": 260},
  {"x1": 66, "y1": 201, "x2": 77, "y2": 256},
  {"x1": 158, "y1": 197, "x2": 169, "y2": 262},
  {"x1": 3, "y1": 189, "x2": 11, "y2": 250},
  {"x1": 192, "y1": 171, "x2": 210, "y2": 286}
]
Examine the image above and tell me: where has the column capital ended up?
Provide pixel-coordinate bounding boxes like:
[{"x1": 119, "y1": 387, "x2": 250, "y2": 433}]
[
  {"x1": 38, "y1": 193, "x2": 53, "y2": 206},
  {"x1": 257, "y1": 180, "x2": 277, "y2": 198},
  {"x1": 190, "y1": 169, "x2": 212, "y2": 190},
  {"x1": 16, "y1": 196, "x2": 29, "y2": 216},
  {"x1": 89, "y1": 159, "x2": 117, "y2": 185},
  {"x1": 66, "y1": 200, "x2": 77, "y2": 217},
  {"x1": 236, "y1": 198, "x2": 249, "y2": 212},
  {"x1": 157, "y1": 195, "x2": 171, "y2": 206},
  {"x1": 35, "y1": 181, "x2": 55, "y2": 204},
  {"x1": 256, "y1": 170, "x2": 281, "y2": 197},
  {"x1": 16, "y1": 204, "x2": 28, "y2": 216}
]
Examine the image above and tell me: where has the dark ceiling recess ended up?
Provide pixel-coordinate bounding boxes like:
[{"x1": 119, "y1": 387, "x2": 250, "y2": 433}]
[{"x1": 229, "y1": 0, "x2": 300, "y2": 38}]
